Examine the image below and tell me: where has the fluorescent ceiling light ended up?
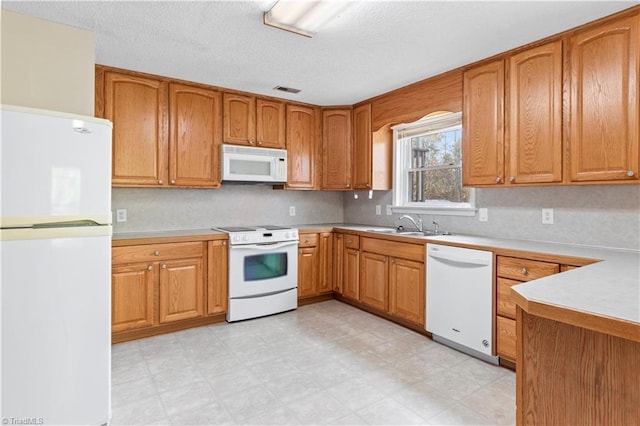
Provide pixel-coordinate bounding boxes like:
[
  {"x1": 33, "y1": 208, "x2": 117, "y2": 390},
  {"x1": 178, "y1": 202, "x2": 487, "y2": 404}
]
[{"x1": 264, "y1": 0, "x2": 352, "y2": 38}]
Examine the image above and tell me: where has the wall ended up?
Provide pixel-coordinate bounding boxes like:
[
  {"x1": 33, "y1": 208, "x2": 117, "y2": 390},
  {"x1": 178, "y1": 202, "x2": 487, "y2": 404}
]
[
  {"x1": 0, "y1": 9, "x2": 94, "y2": 115},
  {"x1": 112, "y1": 186, "x2": 344, "y2": 233},
  {"x1": 343, "y1": 185, "x2": 640, "y2": 250}
]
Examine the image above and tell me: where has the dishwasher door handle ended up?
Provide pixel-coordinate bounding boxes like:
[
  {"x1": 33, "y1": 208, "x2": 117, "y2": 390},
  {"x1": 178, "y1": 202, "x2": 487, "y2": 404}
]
[{"x1": 427, "y1": 251, "x2": 492, "y2": 267}]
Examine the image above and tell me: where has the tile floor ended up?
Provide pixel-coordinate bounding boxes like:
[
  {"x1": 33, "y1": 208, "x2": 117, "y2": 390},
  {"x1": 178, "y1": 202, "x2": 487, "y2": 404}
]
[{"x1": 111, "y1": 300, "x2": 515, "y2": 425}]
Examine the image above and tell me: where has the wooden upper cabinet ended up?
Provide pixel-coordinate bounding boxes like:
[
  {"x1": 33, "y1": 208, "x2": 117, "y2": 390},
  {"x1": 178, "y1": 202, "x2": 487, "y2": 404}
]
[
  {"x1": 352, "y1": 103, "x2": 373, "y2": 189},
  {"x1": 256, "y1": 99, "x2": 286, "y2": 148},
  {"x1": 322, "y1": 108, "x2": 352, "y2": 190},
  {"x1": 223, "y1": 94, "x2": 285, "y2": 148},
  {"x1": 100, "y1": 70, "x2": 168, "y2": 186},
  {"x1": 507, "y1": 41, "x2": 563, "y2": 184},
  {"x1": 169, "y1": 83, "x2": 222, "y2": 187},
  {"x1": 462, "y1": 60, "x2": 505, "y2": 186},
  {"x1": 568, "y1": 14, "x2": 639, "y2": 182},
  {"x1": 223, "y1": 93, "x2": 256, "y2": 146},
  {"x1": 286, "y1": 104, "x2": 320, "y2": 189}
]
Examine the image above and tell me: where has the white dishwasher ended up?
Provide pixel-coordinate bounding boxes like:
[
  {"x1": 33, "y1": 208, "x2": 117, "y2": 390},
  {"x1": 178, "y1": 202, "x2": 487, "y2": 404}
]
[{"x1": 426, "y1": 243, "x2": 498, "y2": 364}]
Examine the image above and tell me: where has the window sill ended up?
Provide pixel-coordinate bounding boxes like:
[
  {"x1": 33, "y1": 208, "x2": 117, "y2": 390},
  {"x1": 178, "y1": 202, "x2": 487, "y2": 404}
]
[{"x1": 391, "y1": 206, "x2": 477, "y2": 217}]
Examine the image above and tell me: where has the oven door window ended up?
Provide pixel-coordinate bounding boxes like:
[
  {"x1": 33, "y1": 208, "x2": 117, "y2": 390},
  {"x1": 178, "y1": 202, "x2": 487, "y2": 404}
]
[{"x1": 244, "y1": 252, "x2": 288, "y2": 281}]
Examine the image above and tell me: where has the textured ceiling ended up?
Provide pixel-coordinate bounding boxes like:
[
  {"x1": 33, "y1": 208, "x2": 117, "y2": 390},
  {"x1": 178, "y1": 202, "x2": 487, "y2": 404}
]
[{"x1": 2, "y1": 1, "x2": 637, "y2": 105}]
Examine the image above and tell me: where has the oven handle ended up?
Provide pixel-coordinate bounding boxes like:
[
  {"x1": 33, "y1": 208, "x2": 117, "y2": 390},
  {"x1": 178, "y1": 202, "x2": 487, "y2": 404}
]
[{"x1": 230, "y1": 240, "x2": 298, "y2": 250}]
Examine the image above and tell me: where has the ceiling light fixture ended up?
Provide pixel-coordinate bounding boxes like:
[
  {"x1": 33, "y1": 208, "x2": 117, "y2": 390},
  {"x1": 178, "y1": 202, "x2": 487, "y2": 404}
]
[{"x1": 263, "y1": 0, "x2": 352, "y2": 38}]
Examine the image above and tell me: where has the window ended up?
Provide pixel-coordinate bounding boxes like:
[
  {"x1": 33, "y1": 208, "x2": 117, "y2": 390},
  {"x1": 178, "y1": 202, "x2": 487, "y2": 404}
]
[{"x1": 392, "y1": 111, "x2": 475, "y2": 215}]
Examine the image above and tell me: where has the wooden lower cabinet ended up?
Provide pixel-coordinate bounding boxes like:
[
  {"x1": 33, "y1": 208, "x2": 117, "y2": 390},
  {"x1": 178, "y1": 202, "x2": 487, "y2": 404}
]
[
  {"x1": 496, "y1": 315, "x2": 517, "y2": 361},
  {"x1": 332, "y1": 233, "x2": 344, "y2": 294},
  {"x1": 360, "y1": 252, "x2": 388, "y2": 311},
  {"x1": 159, "y1": 257, "x2": 204, "y2": 323},
  {"x1": 388, "y1": 257, "x2": 425, "y2": 325},
  {"x1": 343, "y1": 247, "x2": 360, "y2": 301},
  {"x1": 298, "y1": 232, "x2": 333, "y2": 299},
  {"x1": 111, "y1": 263, "x2": 156, "y2": 333},
  {"x1": 359, "y1": 237, "x2": 426, "y2": 327},
  {"x1": 112, "y1": 239, "x2": 227, "y2": 341}
]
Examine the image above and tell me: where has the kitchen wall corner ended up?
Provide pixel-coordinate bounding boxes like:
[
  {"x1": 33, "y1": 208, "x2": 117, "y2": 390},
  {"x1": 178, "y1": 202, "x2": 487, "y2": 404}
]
[
  {"x1": 343, "y1": 185, "x2": 640, "y2": 250},
  {"x1": 112, "y1": 185, "x2": 344, "y2": 233}
]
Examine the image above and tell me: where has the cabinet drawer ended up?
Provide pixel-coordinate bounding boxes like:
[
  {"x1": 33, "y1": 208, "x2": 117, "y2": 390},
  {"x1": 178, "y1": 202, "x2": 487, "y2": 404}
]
[
  {"x1": 113, "y1": 242, "x2": 204, "y2": 265},
  {"x1": 497, "y1": 256, "x2": 559, "y2": 281},
  {"x1": 344, "y1": 235, "x2": 360, "y2": 249},
  {"x1": 497, "y1": 315, "x2": 516, "y2": 361},
  {"x1": 361, "y1": 237, "x2": 425, "y2": 262},
  {"x1": 497, "y1": 277, "x2": 520, "y2": 319},
  {"x1": 298, "y1": 233, "x2": 319, "y2": 248}
]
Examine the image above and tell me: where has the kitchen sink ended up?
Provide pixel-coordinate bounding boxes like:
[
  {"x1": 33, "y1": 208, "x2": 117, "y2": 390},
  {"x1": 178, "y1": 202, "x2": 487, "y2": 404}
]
[{"x1": 365, "y1": 228, "x2": 452, "y2": 237}]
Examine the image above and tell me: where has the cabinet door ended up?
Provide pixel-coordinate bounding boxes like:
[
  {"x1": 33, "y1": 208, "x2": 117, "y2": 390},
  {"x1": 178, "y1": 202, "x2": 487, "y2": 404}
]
[
  {"x1": 360, "y1": 251, "x2": 388, "y2": 311},
  {"x1": 298, "y1": 246, "x2": 319, "y2": 298},
  {"x1": 497, "y1": 315, "x2": 517, "y2": 361},
  {"x1": 322, "y1": 109, "x2": 352, "y2": 190},
  {"x1": 287, "y1": 104, "x2": 320, "y2": 189},
  {"x1": 333, "y1": 233, "x2": 344, "y2": 294},
  {"x1": 223, "y1": 93, "x2": 256, "y2": 145},
  {"x1": 508, "y1": 41, "x2": 563, "y2": 184},
  {"x1": 352, "y1": 103, "x2": 372, "y2": 189},
  {"x1": 388, "y1": 257, "x2": 425, "y2": 326},
  {"x1": 159, "y1": 257, "x2": 204, "y2": 323},
  {"x1": 256, "y1": 99, "x2": 286, "y2": 148},
  {"x1": 111, "y1": 263, "x2": 156, "y2": 332},
  {"x1": 102, "y1": 71, "x2": 168, "y2": 186},
  {"x1": 462, "y1": 60, "x2": 505, "y2": 186},
  {"x1": 569, "y1": 15, "x2": 639, "y2": 182},
  {"x1": 343, "y1": 247, "x2": 359, "y2": 300},
  {"x1": 207, "y1": 240, "x2": 228, "y2": 315},
  {"x1": 318, "y1": 232, "x2": 333, "y2": 294},
  {"x1": 169, "y1": 83, "x2": 222, "y2": 187}
]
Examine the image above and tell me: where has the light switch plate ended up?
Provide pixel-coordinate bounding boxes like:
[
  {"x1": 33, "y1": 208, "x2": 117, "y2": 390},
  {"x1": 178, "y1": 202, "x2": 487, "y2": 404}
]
[
  {"x1": 289, "y1": 206, "x2": 296, "y2": 216},
  {"x1": 375, "y1": 205, "x2": 381, "y2": 215},
  {"x1": 542, "y1": 208, "x2": 554, "y2": 224},
  {"x1": 478, "y1": 208, "x2": 488, "y2": 222},
  {"x1": 116, "y1": 209, "x2": 127, "y2": 223}
]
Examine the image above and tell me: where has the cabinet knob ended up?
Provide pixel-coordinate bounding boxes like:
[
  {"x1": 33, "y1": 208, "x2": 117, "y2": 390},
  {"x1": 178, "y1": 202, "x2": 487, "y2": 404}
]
[
  {"x1": 248, "y1": 140, "x2": 254, "y2": 145},
  {"x1": 147, "y1": 265, "x2": 153, "y2": 271},
  {"x1": 495, "y1": 176, "x2": 502, "y2": 183},
  {"x1": 521, "y1": 268, "x2": 528, "y2": 276},
  {"x1": 305, "y1": 239, "x2": 309, "y2": 243},
  {"x1": 390, "y1": 259, "x2": 395, "y2": 264},
  {"x1": 509, "y1": 176, "x2": 515, "y2": 182},
  {"x1": 161, "y1": 264, "x2": 167, "y2": 269},
  {"x1": 222, "y1": 241, "x2": 227, "y2": 246},
  {"x1": 348, "y1": 240, "x2": 353, "y2": 244},
  {"x1": 154, "y1": 250, "x2": 160, "y2": 256},
  {"x1": 346, "y1": 184, "x2": 350, "y2": 188},
  {"x1": 170, "y1": 179, "x2": 176, "y2": 184},
  {"x1": 627, "y1": 171, "x2": 635, "y2": 177},
  {"x1": 257, "y1": 141, "x2": 263, "y2": 146},
  {"x1": 158, "y1": 179, "x2": 164, "y2": 184}
]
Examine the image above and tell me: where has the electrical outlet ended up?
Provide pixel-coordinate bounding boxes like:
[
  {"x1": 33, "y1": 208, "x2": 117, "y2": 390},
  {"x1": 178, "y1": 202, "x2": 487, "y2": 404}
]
[
  {"x1": 386, "y1": 205, "x2": 393, "y2": 215},
  {"x1": 116, "y1": 209, "x2": 127, "y2": 223},
  {"x1": 478, "y1": 208, "x2": 488, "y2": 222},
  {"x1": 542, "y1": 208, "x2": 554, "y2": 224},
  {"x1": 289, "y1": 206, "x2": 296, "y2": 216},
  {"x1": 375, "y1": 205, "x2": 381, "y2": 215}
]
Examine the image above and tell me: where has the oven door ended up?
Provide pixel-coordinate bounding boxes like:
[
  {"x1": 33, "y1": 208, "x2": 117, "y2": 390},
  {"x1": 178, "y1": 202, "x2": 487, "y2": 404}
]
[{"x1": 228, "y1": 240, "x2": 298, "y2": 298}]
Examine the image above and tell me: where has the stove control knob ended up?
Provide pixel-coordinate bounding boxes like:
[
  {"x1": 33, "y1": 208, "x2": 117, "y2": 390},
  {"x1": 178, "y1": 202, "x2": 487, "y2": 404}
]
[
  {"x1": 284, "y1": 232, "x2": 290, "y2": 238},
  {"x1": 243, "y1": 235, "x2": 249, "y2": 241},
  {"x1": 233, "y1": 236, "x2": 240, "y2": 242}
]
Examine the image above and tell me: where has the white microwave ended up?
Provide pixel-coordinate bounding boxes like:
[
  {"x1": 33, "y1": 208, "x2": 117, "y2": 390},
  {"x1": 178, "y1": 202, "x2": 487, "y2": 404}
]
[{"x1": 221, "y1": 144, "x2": 288, "y2": 183}]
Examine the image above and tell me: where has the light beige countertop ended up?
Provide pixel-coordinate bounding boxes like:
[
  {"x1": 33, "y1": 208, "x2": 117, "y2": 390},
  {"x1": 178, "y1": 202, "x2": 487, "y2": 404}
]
[{"x1": 112, "y1": 223, "x2": 640, "y2": 339}]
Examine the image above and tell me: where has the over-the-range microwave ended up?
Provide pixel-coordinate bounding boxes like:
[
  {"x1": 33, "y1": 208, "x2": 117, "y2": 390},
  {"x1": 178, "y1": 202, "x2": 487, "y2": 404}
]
[{"x1": 221, "y1": 144, "x2": 288, "y2": 183}]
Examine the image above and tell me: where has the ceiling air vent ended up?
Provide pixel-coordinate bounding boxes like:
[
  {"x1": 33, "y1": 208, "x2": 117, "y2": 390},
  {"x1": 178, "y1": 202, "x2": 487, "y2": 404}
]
[{"x1": 273, "y1": 85, "x2": 301, "y2": 94}]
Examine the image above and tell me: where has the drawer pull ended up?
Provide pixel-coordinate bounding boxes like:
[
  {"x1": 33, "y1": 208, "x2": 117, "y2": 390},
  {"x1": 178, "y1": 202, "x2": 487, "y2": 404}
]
[
  {"x1": 147, "y1": 265, "x2": 153, "y2": 271},
  {"x1": 521, "y1": 268, "x2": 528, "y2": 275},
  {"x1": 154, "y1": 250, "x2": 160, "y2": 256}
]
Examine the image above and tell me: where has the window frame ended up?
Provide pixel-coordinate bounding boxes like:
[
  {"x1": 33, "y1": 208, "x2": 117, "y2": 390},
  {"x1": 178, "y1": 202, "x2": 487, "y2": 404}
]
[{"x1": 391, "y1": 112, "x2": 476, "y2": 216}]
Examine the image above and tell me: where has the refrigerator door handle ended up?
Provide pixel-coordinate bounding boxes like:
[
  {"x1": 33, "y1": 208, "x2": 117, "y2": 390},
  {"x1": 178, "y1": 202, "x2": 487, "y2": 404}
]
[{"x1": 33, "y1": 219, "x2": 102, "y2": 228}]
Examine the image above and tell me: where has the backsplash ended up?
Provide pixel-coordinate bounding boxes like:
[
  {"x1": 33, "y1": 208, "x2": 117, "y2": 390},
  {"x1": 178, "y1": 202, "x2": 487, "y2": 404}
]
[
  {"x1": 113, "y1": 184, "x2": 639, "y2": 250},
  {"x1": 112, "y1": 185, "x2": 343, "y2": 233},
  {"x1": 343, "y1": 185, "x2": 640, "y2": 250}
]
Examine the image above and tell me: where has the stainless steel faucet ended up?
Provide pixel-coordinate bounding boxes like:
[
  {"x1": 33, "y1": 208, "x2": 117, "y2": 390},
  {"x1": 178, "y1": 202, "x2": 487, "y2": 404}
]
[{"x1": 399, "y1": 214, "x2": 423, "y2": 231}]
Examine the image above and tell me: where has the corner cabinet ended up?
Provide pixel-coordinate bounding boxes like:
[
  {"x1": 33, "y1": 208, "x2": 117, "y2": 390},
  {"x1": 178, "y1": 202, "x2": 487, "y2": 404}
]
[
  {"x1": 223, "y1": 93, "x2": 286, "y2": 148},
  {"x1": 96, "y1": 66, "x2": 223, "y2": 188},
  {"x1": 568, "y1": 13, "x2": 639, "y2": 183},
  {"x1": 286, "y1": 104, "x2": 320, "y2": 189},
  {"x1": 322, "y1": 108, "x2": 353, "y2": 190}
]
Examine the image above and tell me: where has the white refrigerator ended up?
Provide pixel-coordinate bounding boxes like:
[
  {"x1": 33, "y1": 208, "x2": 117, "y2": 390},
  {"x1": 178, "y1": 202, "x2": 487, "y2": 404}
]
[{"x1": 0, "y1": 105, "x2": 112, "y2": 425}]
